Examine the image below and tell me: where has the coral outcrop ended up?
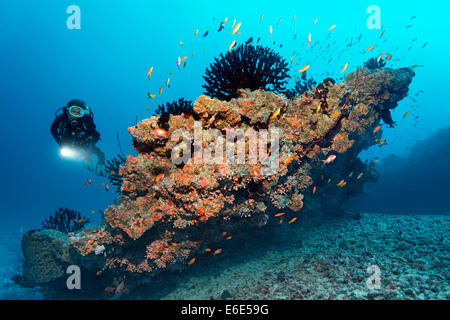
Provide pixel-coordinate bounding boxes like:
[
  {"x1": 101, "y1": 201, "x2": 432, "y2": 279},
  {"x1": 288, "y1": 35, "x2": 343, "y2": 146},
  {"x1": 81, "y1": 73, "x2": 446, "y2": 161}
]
[{"x1": 19, "y1": 66, "x2": 414, "y2": 296}]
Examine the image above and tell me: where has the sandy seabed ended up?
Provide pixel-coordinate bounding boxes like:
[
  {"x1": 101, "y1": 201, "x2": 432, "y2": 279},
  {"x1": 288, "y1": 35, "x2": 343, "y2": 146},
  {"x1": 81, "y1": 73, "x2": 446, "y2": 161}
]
[
  {"x1": 0, "y1": 213, "x2": 448, "y2": 300},
  {"x1": 143, "y1": 213, "x2": 449, "y2": 300}
]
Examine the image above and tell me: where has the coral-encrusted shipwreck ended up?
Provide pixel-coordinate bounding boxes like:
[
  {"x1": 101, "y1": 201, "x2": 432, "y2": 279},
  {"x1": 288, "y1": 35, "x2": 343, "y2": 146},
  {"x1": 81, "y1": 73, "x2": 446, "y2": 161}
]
[{"x1": 18, "y1": 66, "x2": 414, "y2": 296}]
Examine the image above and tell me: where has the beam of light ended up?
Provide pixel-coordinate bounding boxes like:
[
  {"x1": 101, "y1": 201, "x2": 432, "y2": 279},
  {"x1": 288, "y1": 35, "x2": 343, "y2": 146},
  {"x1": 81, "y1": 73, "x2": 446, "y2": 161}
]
[{"x1": 59, "y1": 146, "x2": 82, "y2": 159}]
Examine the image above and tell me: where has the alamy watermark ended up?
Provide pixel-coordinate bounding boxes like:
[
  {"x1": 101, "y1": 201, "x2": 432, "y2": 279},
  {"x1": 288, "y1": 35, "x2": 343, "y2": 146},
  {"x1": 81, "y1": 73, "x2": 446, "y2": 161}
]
[
  {"x1": 170, "y1": 121, "x2": 280, "y2": 176},
  {"x1": 66, "y1": 5, "x2": 81, "y2": 30},
  {"x1": 367, "y1": 5, "x2": 381, "y2": 30}
]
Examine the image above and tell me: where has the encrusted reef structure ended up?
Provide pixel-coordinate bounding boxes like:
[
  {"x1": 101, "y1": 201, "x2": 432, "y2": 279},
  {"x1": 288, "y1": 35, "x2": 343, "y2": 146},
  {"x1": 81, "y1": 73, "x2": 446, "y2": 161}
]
[{"x1": 19, "y1": 65, "x2": 414, "y2": 297}]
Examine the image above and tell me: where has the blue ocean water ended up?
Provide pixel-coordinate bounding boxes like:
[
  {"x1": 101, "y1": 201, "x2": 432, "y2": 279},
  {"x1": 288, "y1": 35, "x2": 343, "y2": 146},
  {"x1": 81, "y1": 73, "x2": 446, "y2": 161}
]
[{"x1": 0, "y1": 0, "x2": 448, "y2": 299}]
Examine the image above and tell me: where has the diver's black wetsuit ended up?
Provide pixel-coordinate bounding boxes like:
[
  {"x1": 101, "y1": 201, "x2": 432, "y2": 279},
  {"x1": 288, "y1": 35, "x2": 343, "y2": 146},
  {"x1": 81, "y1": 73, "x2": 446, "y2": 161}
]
[
  {"x1": 50, "y1": 109, "x2": 100, "y2": 148},
  {"x1": 51, "y1": 102, "x2": 105, "y2": 167}
]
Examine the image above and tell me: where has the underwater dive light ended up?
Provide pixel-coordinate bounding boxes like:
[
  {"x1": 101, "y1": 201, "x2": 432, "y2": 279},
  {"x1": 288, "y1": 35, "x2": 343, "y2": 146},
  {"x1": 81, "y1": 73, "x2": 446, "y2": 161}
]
[{"x1": 59, "y1": 146, "x2": 82, "y2": 159}]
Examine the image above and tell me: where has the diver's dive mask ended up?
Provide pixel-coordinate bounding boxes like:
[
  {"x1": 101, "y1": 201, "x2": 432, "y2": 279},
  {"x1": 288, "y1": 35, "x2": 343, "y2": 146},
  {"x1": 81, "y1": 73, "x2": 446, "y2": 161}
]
[{"x1": 68, "y1": 105, "x2": 91, "y2": 118}]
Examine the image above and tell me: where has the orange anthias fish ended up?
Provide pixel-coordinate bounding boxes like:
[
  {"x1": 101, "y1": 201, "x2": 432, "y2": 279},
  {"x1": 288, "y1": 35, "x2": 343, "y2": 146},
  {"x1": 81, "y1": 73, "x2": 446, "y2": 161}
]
[
  {"x1": 231, "y1": 22, "x2": 241, "y2": 35},
  {"x1": 330, "y1": 111, "x2": 340, "y2": 118},
  {"x1": 146, "y1": 66, "x2": 153, "y2": 79},
  {"x1": 274, "y1": 212, "x2": 285, "y2": 217},
  {"x1": 159, "y1": 86, "x2": 163, "y2": 94},
  {"x1": 85, "y1": 178, "x2": 92, "y2": 187},
  {"x1": 155, "y1": 173, "x2": 165, "y2": 183},
  {"x1": 226, "y1": 236, "x2": 232, "y2": 240},
  {"x1": 298, "y1": 65, "x2": 310, "y2": 73},
  {"x1": 148, "y1": 92, "x2": 156, "y2": 99},
  {"x1": 188, "y1": 258, "x2": 196, "y2": 265},
  {"x1": 205, "y1": 248, "x2": 212, "y2": 252},
  {"x1": 341, "y1": 62, "x2": 348, "y2": 73},
  {"x1": 228, "y1": 40, "x2": 236, "y2": 52},
  {"x1": 194, "y1": 29, "x2": 198, "y2": 37},
  {"x1": 269, "y1": 25, "x2": 273, "y2": 37},
  {"x1": 313, "y1": 186, "x2": 317, "y2": 194},
  {"x1": 260, "y1": 13, "x2": 264, "y2": 22},
  {"x1": 288, "y1": 217, "x2": 297, "y2": 224},
  {"x1": 214, "y1": 249, "x2": 222, "y2": 255},
  {"x1": 373, "y1": 126, "x2": 381, "y2": 134},
  {"x1": 284, "y1": 153, "x2": 295, "y2": 166},
  {"x1": 357, "y1": 173, "x2": 364, "y2": 180},
  {"x1": 328, "y1": 24, "x2": 336, "y2": 31},
  {"x1": 403, "y1": 112, "x2": 410, "y2": 118},
  {"x1": 385, "y1": 54, "x2": 392, "y2": 62},
  {"x1": 322, "y1": 154, "x2": 336, "y2": 165},
  {"x1": 337, "y1": 180, "x2": 347, "y2": 187},
  {"x1": 105, "y1": 183, "x2": 110, "y2": 192},
  {"x1": 179, "y1": 41, "x2": 183, "y2": 46},
  {"x1": 380, "y1": 30, "x2": 386, "y2": 38},
  {"x1": 151, "y1": 128, "x2": 169, "y2": 139}
]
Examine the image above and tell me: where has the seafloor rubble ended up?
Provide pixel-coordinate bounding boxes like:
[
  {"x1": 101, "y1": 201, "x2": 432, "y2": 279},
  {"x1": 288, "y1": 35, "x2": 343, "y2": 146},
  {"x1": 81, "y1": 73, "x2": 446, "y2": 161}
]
[{"x1": 17, "y1": 65, "x2": 414, "y2": 298}]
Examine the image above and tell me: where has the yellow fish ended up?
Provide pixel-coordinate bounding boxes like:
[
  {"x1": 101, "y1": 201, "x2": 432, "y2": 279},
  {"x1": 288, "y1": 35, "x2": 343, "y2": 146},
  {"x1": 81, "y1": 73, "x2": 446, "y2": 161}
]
[
  {"x1": 341, "y1": 62, "x2": 348, "y2": 73},
  {"x1": 228, "y1": 40, "x2": 236, "y2": 52},
  {"x1": 298, "y1": 65, "x2": 310, "y2": 73},
  {"x1": 357, "y1": 173, "x2": 364, "y2": 180},
  {"x1": 147, "y1": 92, "x2": 156, "y2": 99},
  {"x1": 194, "y1": 29, "x2": 198, "y2": 37},
  {"x1": 377, "y1": 53, "x2": 387, "y2": 63},
  {"x1": 290, "y1": 56, "x2": 293, "y2": 64},
  {"x1": 166, "y1": 78, "x2": 170, "y2": 87},
  {"x1": 231, "y1": 19, "x2": 236, "y2": 29},
  {"x1": 269, "y1": 25, "x2": 273, "y2": 37},
  {"x1": 232, "y1": 22, "x2": 241, "y2": 35},
  {"x1": 146, "y1": 66, "x2": 153, "y2": 79},
  {"x1": 314, "y1": 18, "x2": 318, "y2": 25},
  {"x1": 270, "y1": 107, "x2": 281, "y2": 119},
  {"x1": 328, "y1": 24, "x2": 336, "y2": 31},
  {"x1": 179, "y1": 41, "x2": 183, "y2": 46}
]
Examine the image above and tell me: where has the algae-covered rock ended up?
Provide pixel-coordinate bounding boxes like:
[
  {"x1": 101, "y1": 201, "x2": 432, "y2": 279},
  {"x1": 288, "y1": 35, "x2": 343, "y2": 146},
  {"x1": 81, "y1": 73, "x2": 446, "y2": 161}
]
[{"x1": 20, "y1": 229, "x2": 71, "y2": 285}]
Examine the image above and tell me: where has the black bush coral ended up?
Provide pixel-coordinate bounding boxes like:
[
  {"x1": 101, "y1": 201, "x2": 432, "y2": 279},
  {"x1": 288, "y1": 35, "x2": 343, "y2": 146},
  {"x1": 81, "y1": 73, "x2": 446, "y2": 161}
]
[
  {"x1": 42, "y1": 208, "x2": 89, "y2": 233},
  {"x1": 202, "y1": 43, "x2": 289, "y2": 101},
  {"x1": 106, "y1": 153, "x2": 127, "y2": 193},
  {"x1": 155, "y1": 98, "x2": 193, "y2": 125},
  {"x1": 364, "y1": 57, "x2": 386, "y2": 70}
]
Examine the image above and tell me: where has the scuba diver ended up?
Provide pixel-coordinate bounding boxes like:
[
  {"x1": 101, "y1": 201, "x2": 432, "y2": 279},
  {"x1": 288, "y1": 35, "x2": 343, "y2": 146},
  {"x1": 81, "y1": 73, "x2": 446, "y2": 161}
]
[{"x1": 51, "y1": 99, "x2": 106, "y2": 176}]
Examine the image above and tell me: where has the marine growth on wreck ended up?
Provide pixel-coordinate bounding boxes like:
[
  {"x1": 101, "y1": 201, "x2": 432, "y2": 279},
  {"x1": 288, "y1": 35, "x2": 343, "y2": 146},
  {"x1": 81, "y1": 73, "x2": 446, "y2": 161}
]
[{"x1": 18, "y1": 58, "x2": 415, "y2": 296}]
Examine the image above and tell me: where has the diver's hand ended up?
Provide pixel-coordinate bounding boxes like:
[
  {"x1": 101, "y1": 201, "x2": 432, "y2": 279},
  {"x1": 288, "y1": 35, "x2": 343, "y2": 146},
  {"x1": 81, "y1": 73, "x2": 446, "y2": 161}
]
[{"x1": 95, "y1": 163, "x2": 107, "y2": 177}]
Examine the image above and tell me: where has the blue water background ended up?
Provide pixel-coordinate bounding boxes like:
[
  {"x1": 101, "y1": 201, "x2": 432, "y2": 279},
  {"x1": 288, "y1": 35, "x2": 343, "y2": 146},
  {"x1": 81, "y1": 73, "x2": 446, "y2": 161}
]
[{"x1": 0, "y1": 0, "x2": 449, "y2": 231}]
